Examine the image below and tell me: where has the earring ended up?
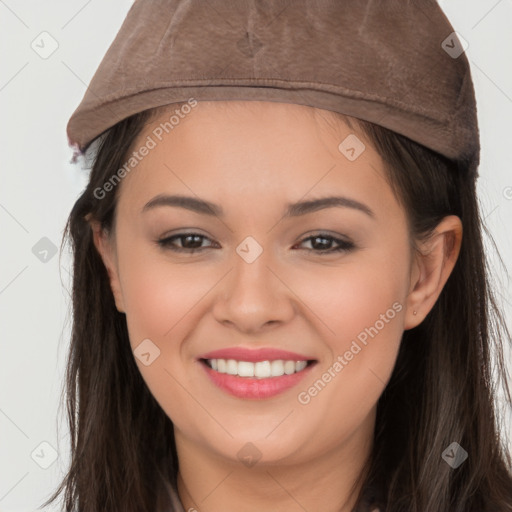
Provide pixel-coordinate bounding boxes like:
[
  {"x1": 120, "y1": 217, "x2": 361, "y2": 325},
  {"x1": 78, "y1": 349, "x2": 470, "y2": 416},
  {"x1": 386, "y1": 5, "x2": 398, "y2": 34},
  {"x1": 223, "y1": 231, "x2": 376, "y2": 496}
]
[{"x1": 413, "y1": 310, "x2": 417, "y2": 315}]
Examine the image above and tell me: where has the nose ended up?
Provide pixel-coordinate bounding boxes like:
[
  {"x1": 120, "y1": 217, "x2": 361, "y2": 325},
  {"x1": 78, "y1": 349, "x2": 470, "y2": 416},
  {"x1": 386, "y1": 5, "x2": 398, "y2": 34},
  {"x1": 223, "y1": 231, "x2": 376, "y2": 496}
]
[{"x1": 212, "y1": 245, "x2": 296, "y2": 334}]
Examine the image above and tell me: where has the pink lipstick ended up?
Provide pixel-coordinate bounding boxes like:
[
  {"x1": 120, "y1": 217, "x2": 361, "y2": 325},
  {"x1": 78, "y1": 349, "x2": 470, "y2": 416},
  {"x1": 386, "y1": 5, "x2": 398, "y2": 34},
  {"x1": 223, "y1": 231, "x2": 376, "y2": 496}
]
[{"x1": 198, "y1": 347, "x2": 317, "y2": 399}]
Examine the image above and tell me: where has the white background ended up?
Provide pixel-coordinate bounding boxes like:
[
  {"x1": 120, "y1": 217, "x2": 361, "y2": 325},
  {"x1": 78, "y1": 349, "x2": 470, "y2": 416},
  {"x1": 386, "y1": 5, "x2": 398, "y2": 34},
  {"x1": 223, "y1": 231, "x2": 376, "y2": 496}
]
[{"x1": 1, "y1": 1, "x2": 511, "y2": 510}]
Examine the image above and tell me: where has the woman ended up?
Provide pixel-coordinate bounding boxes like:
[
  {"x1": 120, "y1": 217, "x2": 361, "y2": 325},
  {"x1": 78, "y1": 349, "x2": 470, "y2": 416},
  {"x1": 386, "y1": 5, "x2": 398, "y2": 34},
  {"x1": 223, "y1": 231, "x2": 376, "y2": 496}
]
[{"x1": 42, "y1": 1, "x2": 512, "y2": 511}]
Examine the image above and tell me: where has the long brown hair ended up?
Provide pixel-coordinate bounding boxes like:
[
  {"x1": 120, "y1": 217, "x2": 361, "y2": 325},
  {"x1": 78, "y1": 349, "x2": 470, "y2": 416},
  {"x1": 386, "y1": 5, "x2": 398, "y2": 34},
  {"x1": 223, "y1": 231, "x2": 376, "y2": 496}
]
[{"x1": 41, "y1": 104, "x2": 512, "y2": 511}]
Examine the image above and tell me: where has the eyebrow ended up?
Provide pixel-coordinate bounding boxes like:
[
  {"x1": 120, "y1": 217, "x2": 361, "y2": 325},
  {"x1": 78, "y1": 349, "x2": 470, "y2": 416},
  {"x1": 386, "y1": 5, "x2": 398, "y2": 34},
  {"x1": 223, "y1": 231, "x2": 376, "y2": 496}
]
[{"x1": 142, "y1": 194, "x2": 375, "y2": 219}]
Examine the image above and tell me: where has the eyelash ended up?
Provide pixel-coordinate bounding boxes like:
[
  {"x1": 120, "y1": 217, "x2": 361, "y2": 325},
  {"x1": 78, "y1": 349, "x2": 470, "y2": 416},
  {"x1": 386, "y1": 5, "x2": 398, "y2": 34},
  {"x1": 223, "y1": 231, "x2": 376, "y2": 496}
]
[{"x1": 156, "y1": 232, "x2": 355, "y2": 255}]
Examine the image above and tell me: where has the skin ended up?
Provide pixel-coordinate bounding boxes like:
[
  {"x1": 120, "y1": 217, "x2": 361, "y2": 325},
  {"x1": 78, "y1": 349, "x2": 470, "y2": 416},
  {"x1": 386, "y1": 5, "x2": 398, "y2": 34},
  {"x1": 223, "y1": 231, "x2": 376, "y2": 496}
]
[{"x1": 90, "y1": 101, "x2": 462, "y2": 512}]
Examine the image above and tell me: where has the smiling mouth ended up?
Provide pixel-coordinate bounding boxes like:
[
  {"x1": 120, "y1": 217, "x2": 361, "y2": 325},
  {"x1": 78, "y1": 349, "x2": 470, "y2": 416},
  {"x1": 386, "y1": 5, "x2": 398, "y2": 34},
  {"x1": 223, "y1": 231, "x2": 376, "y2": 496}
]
[{"x1": 201, "y1": 358, "x2": 317, "y2": 379}]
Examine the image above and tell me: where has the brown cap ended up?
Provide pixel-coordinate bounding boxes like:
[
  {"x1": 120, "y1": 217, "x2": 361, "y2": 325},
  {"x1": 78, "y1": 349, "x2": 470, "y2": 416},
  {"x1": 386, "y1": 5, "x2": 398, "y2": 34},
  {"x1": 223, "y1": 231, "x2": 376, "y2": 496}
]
[{"x1": 66, "y1": 0, "x2": 480, "y2": 177}]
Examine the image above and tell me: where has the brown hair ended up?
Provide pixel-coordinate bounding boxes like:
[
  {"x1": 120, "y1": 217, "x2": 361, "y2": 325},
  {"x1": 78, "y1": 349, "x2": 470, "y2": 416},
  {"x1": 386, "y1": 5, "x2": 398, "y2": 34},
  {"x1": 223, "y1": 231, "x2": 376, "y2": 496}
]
[{"x1": 41, "y1": 104, "x2": 512, "y2": 511}]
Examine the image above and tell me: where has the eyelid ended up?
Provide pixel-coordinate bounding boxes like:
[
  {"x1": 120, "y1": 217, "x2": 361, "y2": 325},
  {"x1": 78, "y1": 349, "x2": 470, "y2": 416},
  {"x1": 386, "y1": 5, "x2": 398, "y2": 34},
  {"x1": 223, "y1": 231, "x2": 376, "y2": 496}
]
[
  {"x1": 156, "y1": 231, "x2": 356, "y2": 255},
  {"x1": 157, "y1": 231, "x2": 216, "y2": 252},
  {"x1": 294, "y1": 232, "x2": 355, "y2": 254}
]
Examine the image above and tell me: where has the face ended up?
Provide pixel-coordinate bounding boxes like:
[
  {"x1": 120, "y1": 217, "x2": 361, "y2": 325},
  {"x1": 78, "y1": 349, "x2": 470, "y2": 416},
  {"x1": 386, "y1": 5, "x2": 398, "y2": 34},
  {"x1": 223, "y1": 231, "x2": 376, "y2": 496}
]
[{"x1": 94, "y1": 101, "x2": 417, "y2": 467}]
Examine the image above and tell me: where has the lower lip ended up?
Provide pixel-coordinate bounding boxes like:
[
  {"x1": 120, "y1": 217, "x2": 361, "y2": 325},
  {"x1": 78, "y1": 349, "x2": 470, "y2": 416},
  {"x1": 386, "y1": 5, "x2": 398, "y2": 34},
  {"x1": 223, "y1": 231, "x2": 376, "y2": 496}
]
[{"x1": 200, "y1": 361, "x2": 315, "y2": 399}]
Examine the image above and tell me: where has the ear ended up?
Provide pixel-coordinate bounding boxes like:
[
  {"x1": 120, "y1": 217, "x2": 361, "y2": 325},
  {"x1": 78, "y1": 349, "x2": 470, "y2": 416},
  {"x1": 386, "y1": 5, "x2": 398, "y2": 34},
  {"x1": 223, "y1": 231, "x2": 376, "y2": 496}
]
[
  {"x1": 404, "y1": 215, "x2": 462, "y2": 330},
  {"x1": 87, "y1": 215, "x2": 126, "y2": 314}
]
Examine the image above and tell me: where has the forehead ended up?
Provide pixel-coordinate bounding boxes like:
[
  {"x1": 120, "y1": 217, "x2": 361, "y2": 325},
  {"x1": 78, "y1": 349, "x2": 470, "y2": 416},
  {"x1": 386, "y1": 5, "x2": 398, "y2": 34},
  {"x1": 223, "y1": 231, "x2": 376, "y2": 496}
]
[
  {"x1": 148, "y1": 100, "x2": 362, "y2": 148},
  {"x1": 115, "y1": 100, "x2": 396, "y2": 221}
]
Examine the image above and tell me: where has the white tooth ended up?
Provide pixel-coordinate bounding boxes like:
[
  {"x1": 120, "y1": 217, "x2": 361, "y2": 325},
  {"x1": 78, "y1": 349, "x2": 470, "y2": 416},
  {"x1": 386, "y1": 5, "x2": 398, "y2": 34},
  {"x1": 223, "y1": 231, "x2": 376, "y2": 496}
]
[
  {"x1": 217, "y1": 359, "x2": 227, "y2": 373},
  {"x1": 238, "y1": 361, "x2": 255, "y2": 377},
  {"x1": 254, "y1": 360, "x2": 272, "y2": 379},
  {"x1": 283, "y1": 360, "x2": 296, "y2": 375},
  {"x1": 226, "y1": 359, "x2": 238, "y2": 375},
  {"x1": 295, "y1": 360, "x2": 307, "y2": 372},
  {"x1": 270, "y1": 360, "x2": 285, "y2": 377},
  {"x1": 211, "y1": 358, "x2": 307, "y2": 377}
]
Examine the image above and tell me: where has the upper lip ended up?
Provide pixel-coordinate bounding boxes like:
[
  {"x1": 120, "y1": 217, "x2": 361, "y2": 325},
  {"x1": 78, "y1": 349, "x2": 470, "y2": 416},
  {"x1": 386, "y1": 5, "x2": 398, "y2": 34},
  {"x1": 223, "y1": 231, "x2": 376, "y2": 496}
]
[{"x1": 198, "y1": 347, "x2": 315, "y2": 362}]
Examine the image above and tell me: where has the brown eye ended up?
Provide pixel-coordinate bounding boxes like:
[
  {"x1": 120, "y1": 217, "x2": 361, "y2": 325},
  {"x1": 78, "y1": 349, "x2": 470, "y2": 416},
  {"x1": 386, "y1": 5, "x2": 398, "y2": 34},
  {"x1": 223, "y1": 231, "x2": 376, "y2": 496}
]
[
  {"x1": 157, "y1": 233, "x2": 215, "y2": 253},
  {"x1": 295, "y1": 234, "x2": 355, "y2": 254},
  {"x1": 156, "y1": 232, "x2": 356, "y2": 255}
]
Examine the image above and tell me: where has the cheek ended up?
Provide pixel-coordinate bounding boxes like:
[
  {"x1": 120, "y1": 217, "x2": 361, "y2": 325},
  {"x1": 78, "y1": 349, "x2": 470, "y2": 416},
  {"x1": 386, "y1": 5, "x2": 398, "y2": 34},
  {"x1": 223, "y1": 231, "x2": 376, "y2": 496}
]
[
  {"x1": 118, "y1": 244, "x2": 213, "y2": 345},
  {"x1": 116, "y1": 244, "x2": 218, "y2": 429},
  {"x1": 328, "y1": 261, "x2": 406, "y2": 358},
  {"x1": 290, "y1": 249, "x2": 408, "y2": 441},
  {"x1": 293, "y1": 243, "x2": 408, "y2": 357}
]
